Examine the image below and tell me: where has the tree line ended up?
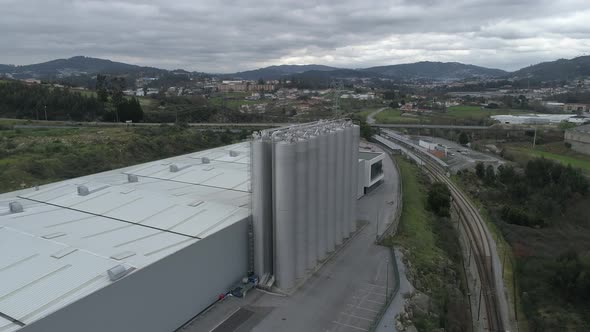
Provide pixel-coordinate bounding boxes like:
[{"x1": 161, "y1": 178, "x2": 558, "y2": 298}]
[{"x1": 0, "y1": 81, "x2": 102, "y2": 121}]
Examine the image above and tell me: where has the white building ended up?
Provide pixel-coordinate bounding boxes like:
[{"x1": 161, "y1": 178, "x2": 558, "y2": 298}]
[
  {"x1": 357, "y1": 151, "x2": 385, "y2": 198},
  {"x1": 0, "y1": 143, "x2": 251, "y2": 332}
]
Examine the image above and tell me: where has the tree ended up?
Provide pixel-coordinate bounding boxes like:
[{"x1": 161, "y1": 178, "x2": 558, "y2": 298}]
[
  {"x1": 484, "y1": 164, "x2": 496, "y2": 185},
  {"x1": 475, "y1": 162, "x2": 485, "y2": 179},
  {"x1": 427, "y1": 182, "x2": 451, "y2": 217},
  {"x1": 458, "y1": 132, "x2": 469, "y2": 145},
  {"x1": 96, "y1": 74, "x2": 109, "y2": 103}
]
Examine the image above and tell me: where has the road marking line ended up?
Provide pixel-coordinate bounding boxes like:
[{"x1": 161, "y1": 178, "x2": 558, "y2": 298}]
[
  {"x1": 365, "y1": 298, "x2": 385, "y2": 305},
  {"x1": 332, "y1": 321, "x2": 368, "y2": 331},
  {"x1": 346, "y1": 304, "x2": 379, "y2": 313},
  {"x1": 339, "y1": 312, "x2": 373, "y2": 322},
  {"x1": 362, "y1": 282, "x2": 387, "y2": 289}
]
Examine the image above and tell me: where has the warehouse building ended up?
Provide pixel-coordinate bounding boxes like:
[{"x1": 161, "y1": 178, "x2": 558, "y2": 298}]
[
  {"x1": 565, "y1": 123, "x2": 590, "y2": 155},
  {"x1": 0, "y1": 120, "x2": 365, "y2": 332},
  {"x1": 0, "y1": 143, "x2": 251, "y2": 332}
]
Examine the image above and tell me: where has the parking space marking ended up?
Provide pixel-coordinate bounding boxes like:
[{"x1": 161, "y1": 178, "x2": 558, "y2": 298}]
[
  {"x1": 346, "y1": 304, "x2": 379, "y2": 313},
  {"x1": 332, "y1": 321, "x2": 368, "y2": 331},
  {"x1": 364, "y1": 298, "x2": 385, "y2": 305},
  {"x1": 339, "y1": 312, "x2": 373, "y2": 322}
]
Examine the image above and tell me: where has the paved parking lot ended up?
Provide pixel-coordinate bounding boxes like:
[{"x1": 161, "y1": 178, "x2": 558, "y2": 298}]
[{"x1": 332, "y1": 282, "x2": 390, "y2": 331}]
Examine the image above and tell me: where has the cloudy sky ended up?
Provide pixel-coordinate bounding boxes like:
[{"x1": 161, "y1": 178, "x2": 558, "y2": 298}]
[{"x1": 1, "y1": 0, "x2": 590, "y2": 72}]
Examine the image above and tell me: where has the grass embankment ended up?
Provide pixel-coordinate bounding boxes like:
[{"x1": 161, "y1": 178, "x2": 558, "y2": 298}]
[
  {"x1": 372, "y1": 105, "x2": 529, "y2": 125},
  {"x1": 387, "y1": 156, "x2": 469, "y2": 331},
  {"x1": 374, "y1": 109, "x2": 422, "y2": 124},
  {"x1": 503, "y1": 142, "x2": 590, "y2": 174},
  {"x1": 445, "y1": 105, "x2": 528, "y2": 120},
  {"x1": 0, "y1": 125, "x2": 247, "y2": 193}
]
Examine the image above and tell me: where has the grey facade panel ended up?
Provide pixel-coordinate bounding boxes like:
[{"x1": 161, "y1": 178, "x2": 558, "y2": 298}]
[{"x1": 20, "y1": 218, "x2": 249, "y2": 332}]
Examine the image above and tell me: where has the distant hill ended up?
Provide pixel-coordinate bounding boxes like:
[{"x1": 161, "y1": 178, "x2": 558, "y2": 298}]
[
  {"x1": 225, "y1": 64, "x2": 340, "y2": 80},
  {"x1": 509, "y1": 56, "x2": 590, "y2": 81},
  {"x1": 0, "y1": 56, "x2": 166, "y2": 79},
  {"x1": 360, "y1": 61, "x2": 507, "y2": 81}
]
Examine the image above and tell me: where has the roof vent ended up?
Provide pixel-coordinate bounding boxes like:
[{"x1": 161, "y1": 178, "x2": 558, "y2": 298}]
[
  {"x1": 170, "y1": 164, "x2": 180, "y2": 172},
  {"x1": 229, "y1": 150, "x2": 239, "y2": 157},
  {"x1": 108, "y1": 265, "x2": 131, "y2": 281},
  {"x1": 77, "y1": 185, "x2": 90, "y2": 196},
  {"x1": 9, "y1": 201, "x2": 23, "y2": 214},
  {"x1": 202, "y1": 157, "x2": 210, "y2": 164},
  {"x1": 127, "y1": 174, "x2": 139, "y2": 183}
]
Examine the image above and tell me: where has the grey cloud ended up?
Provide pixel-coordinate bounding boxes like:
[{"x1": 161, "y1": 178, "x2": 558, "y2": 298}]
[{"x1": 0, "y1": 0, "x2": 589, "y2": 72}]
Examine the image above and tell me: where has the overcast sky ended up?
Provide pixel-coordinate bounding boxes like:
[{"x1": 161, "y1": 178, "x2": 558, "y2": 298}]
[{"x1": 1, "y1": 0, "x2": 590, "y2": 72}]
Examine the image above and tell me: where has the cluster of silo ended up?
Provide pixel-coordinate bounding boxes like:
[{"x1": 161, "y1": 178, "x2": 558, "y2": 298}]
[{"x1": 251, "y1": 119, "x2": 360, "y2": 291}]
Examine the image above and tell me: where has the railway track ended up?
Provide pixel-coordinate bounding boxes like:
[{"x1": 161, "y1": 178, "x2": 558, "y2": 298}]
[{"x1": 377, "y1": 133, "x2": 505, "y2": 332}]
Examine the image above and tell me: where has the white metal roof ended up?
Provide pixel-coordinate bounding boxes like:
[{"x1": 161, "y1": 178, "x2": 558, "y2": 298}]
[{"x1": 0, "y1": 142, "x2": 251, "y2": 332}]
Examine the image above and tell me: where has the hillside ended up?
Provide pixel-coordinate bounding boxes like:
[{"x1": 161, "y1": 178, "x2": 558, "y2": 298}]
[
  {"x1": 360, "y1": 61, "x2": 507, "y2": 81},
  {"x1": 226, "y1": 64, "x2": 340, "y2": 80},
  {"x1": 0, "y1": 56, "x2": 166, "y2": 79},
  {"x1": 510, "y1": 55, "x2": 590, "y2": 81}
]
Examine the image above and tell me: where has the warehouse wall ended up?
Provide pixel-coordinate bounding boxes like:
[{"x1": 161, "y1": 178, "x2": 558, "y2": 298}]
[{"x1": 21, "y1": 218, "x2": 249, "y2": 332}]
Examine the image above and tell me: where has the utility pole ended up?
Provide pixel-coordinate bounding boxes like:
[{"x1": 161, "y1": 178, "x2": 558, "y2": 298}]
[
  {"x1": 44, "y1": 105, "x2": 48, "y2": 121},
  {"x1": 532, "y1": 127, "x2": 537, "y2": 149}
]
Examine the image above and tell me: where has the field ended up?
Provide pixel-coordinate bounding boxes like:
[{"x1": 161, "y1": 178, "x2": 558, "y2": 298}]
[
  {"x1": 374, "y1": 109, "x2": 422, "y2": 124},
  {"x1": 444, "y1": 105, "x2": 528, "y2": 120},
  {"x1": 503, "y1": 141, "x2": 590, "y2": 174},
  {"x1": 0, "y1": 125, "x2": 247, "y2": 193},
  {"x1": 371, "y1": 105, "x2": 530, "y2": 125}
]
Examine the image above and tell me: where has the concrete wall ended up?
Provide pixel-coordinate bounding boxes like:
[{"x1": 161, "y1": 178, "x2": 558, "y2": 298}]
[
  {"x1": 21, "y1": 218, "x2": 249, "y2": 332},
  {"x1": 565, "y1": 130, "x2": 590, "y2": 155}
]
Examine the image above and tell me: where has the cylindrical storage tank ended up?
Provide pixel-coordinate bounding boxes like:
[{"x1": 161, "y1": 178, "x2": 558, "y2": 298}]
[
  {"x1": 294, "y1": 137, "x2": 308, "y2": 280},
  {"x1": 350, "y1": 125, "x2": 360, "y2": 233},
  {"x1": 316, "y1": 131, "x2": 329, "y2": 260},
  {"x1": 334, "y1": 126, "x2": 345, "y2": 246},
  {"x1": 326, "y1": 129, "x2": 337, "y2": 252},
  {"x1": 251, "y1": 137, "x2": 273, "y2": 277},
  {"x1": 342, "y1": 125, "x2": 353, "y2": 238},
  {"x1": 273, "y1": 139, "x2": 297, "y2": 290},
  {"x1": 306, "y1": 134, "x2": 319, "y2": 270}
]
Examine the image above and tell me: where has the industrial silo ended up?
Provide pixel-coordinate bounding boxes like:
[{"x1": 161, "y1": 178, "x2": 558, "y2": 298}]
[
  {"x1": 343, "y1": 124, "x2": 353, "y2": 238},
  {"x1": 251, "y1": 135, "x2": 273, "y2": 277},
  {"x1": 350, "y1": 124, "x2": 360, "y2": 233},
  {"x1": 316, "y1": 130, "x2": 329, "y2": 260},
  {"x1": 294, "y1": 137, "x2": 308, "y2": 280},
  {"x1": 273, "y1": 138, "x2": 297, "y2": 290},
  {"x1": 306, "y1": 133, "x2": 319, "y2": 270},
  {"x1": 325, "y1": 128, "x2": 337, "y2": 252},
  {"x1": 334, "y1": 126, "x2": 345, "y2": 245}
]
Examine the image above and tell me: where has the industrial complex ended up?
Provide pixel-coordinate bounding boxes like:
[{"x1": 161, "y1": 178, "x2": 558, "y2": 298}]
[{"x1": 0, "y1": 120, "x2": 378, "y2": 332}]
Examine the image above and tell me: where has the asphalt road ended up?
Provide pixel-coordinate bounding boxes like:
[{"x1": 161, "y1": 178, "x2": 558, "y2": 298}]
[{"x1": 182, "y1": 143, "x2": 401, "y2": 332}]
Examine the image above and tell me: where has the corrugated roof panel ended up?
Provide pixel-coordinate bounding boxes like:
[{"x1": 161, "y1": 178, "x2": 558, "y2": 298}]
[{"x1": 0, "y1": 141, "x2": 251, "y2": 331}]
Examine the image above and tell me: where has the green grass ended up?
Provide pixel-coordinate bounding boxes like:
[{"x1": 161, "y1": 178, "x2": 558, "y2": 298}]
[
  {"x1": 374, "y1": 109, "x2": 422, "y2": 124},
  {"x1": 392, "y1": 156, "x2": 441, "y2": 278},
  {"x1": 444, "y1": 106, "x2": 529, "y2": 120},
  {"x1": 504, "y1": 142, "x2": 590, "y2": 173}
]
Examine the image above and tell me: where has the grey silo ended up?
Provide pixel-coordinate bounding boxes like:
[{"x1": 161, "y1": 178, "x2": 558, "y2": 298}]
[
  {"x1": 251, "y1": 137, "x2": 273, "y2": 277},
  {"x1": 325, "y1": 129, "x2": 337, "y2": 252},
  {"x1": 334, "y1": 126, "x2": 345, "y2": 245},
  {"x1": 316, "y1": 130, "x2": 329, "y2": 260},
  {"x1": 343, "y1": 124, "x2": 353, "y2": 237},
  {"x1": 350, "y1": 125, "x2": 360, "y2": 233},
  {"x1": 273, "y1": 139, "x2": 297, "y2": 290},
  {"x1": 306, "y1": 133, "x2": 319, "y2": 270},
  {"x1": 294, "y1": 137, "x2": 308, "y2": 279}
]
